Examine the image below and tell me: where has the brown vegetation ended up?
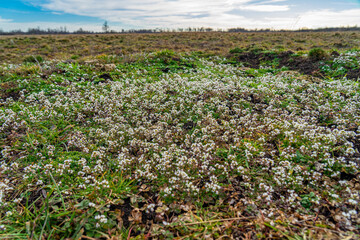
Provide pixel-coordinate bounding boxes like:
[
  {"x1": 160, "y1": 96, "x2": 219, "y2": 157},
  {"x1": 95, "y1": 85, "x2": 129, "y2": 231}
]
[{"x1": 1, "y1": 31, "x2": 359, "y2": 63}]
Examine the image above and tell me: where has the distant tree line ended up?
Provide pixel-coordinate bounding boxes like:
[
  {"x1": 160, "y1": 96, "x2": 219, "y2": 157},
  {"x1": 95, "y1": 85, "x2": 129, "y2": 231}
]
[
  {"x1": 0, "y1": 25, "x2": 359, "y2": 35},
  {"x1": 0, "y1": 26, "x2": 71, "y2": 35},
  {"x1": 228, "y1": 26, "x2": 360, "y2": 33}
]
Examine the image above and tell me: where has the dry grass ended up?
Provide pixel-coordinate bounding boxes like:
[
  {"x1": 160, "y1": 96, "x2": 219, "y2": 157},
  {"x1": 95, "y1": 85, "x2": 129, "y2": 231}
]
[{"x1": 1, "y1": 31, "x2": 360, "y2": 63}]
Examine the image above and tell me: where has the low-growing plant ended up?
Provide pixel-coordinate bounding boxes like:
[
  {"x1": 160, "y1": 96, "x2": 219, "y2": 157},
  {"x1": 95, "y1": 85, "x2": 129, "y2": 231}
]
[
  {"x1": 0, "y1": 50, "x2": 359, "y2": 239},
  {"x1": 70, "y1": 54, "x2": 80, "y2": 60},
  {"x1": 300, "y1": 192, "x2": 318, "y2": 210},
  {"x1": 23, "y1": 55, "x2": 44, "y2": 64},
  {"x1": 308, "y1": 48, "x2": 328, "y2": 61},
  {"x1": 229, "y1": 47, "x2": 244, "y2": 54}
]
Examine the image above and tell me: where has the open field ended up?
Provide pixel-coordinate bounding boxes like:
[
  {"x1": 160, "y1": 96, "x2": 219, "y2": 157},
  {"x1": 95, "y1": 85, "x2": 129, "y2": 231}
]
[
  {"x1": 1, "y1": 31, "x2": 360, "y2": 63},
  {"x1": 0, "y1": 33, "x2": 360, "y2": 239}
]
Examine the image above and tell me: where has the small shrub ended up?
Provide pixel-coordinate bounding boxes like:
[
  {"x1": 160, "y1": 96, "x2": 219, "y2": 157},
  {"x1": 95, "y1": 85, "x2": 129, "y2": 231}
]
[
  {"x1": 308, "y1": 48, "x2": 328, "y2": 61},
  {"x1": 155, "y1": 49, "x2": 175, "y2": 59},
  {"x1": 153, "y1": 49, "x2": 179, "y2": 64},
  {"x1": 246, "y1": 45, "x2": 265, "y2": 54},
  {"x1": 23, "y1": 55, "x2": 44, "y2": 64},
  {"x1": 229, "y1": 47, "x2": 243, "y2": 54},
  {"x1": 71, "y1": 55, "x2": 80, "y2": 60}
]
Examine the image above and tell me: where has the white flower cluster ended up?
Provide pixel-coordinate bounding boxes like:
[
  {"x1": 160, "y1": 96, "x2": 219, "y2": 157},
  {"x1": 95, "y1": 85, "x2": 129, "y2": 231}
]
[
  {"x1": 333, "y1": 51, "x2": 360, "y2": 67},
  {"x1": 1, "y1": 55, "x2": 359, "y2": 229},
  {"x1": 94, "y1": 214, "x2": 108, "y2": 228}
]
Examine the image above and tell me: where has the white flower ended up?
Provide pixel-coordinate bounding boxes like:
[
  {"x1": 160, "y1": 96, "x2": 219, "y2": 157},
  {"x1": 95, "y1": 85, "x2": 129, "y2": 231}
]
[{"x1": 348, "y1": 199, "x2": 358, "y2": 205}]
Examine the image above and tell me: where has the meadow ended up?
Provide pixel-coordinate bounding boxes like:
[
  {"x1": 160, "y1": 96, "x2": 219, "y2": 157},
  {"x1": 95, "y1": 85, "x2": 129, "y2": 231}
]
[
  {"x1": 1, "y1": 31, "x2": 360, "y2": 63},
  {"x1": 0, "y1": 32, "x2": 360, "y2": 239}
]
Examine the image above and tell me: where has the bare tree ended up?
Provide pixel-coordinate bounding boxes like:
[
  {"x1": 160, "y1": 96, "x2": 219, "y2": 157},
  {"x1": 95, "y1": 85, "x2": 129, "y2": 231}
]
[{"x1": 102, "y1": 21, "x2": 110, "y2": 33}]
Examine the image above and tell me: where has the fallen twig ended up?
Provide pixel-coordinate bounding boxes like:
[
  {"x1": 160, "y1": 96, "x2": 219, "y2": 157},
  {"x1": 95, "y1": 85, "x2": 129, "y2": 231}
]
[
  {"x1": 289, "y1": 223, "x2": 343, "y2": 235},
  {"x1": 81, "y1": 236, "x2": 97, "y2": 240},
  {"x1": 183, "y1": 216, "x2": 256, "y2": 226}
]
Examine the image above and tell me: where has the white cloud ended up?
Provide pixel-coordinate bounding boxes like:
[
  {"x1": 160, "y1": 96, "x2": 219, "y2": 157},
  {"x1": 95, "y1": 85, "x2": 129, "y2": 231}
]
[
  {"x1": 238, "y1": 4, "x2": 289, "y2": 12},
  {"x1": 2, "y1": 1, "x2": 360, "y2": 31},
  {"x1": 0, "y1": 17, "x2": 12, "y2": 23},
  {"x1": 294, "y1": 9, "x2": 360, "y2": 29},
  {"x1": 28, "y1": 0, "x2": 290, "y2": 28}
]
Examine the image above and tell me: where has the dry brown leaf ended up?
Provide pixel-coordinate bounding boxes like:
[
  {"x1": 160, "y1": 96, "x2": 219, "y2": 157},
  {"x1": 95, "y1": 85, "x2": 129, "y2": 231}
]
[
  {"x1": 114, "y1": 209, "x2": 124, "y2": 229},
  {"x1": 129, "y1": 208, "x2": 142, "y2": 224}
]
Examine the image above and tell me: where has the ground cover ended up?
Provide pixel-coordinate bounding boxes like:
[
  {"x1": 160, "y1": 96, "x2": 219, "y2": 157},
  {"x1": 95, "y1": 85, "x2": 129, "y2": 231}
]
[
  {"x1": 1, "y1": 31, "x2": 360, "y2": 63},
  {"x1": 0, "y1": 46, "x2": 360, "y2": 239}
]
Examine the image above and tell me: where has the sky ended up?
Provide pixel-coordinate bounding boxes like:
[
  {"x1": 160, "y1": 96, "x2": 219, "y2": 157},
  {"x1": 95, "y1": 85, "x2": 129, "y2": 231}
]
[{"x1": 0, "y1": 0, "x2": 360, "y2": 31}]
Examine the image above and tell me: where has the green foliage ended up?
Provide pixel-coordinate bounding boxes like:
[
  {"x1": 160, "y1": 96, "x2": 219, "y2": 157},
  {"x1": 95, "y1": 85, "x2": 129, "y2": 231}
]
[
  {"x1": 1, "y1": 48, "x2": 359, "y2": 239},
  {"x1": 229, "y1": 47, "x2": 244, "y2": 54},
  {"x1": 23, "y1": 55, "x2": 44, "y2": 64},
  {"x1": 320, "y1": 50, "x2": 360, "y2": 77},
  {"x1": 300, "y1": 192, "x2": 318, "y2": 210},
  {"x1": 308, "y1": 48, "x2": 328, "y2": 61},
  {"x1": 70, "y1": 55, "x2": 80, "y2": 60},
  {"x1": 152, "y1": 49, "x2": 178, "y2": 64}
]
